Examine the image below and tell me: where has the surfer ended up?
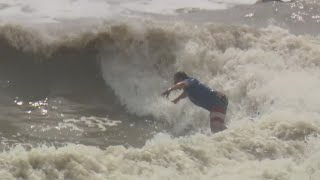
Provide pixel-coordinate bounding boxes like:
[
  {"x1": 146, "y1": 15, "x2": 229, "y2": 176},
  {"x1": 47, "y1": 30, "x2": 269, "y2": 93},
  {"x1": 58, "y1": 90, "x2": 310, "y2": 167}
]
[{"x1": 162, "y1": 71, "x2": 228, "y2": 133}]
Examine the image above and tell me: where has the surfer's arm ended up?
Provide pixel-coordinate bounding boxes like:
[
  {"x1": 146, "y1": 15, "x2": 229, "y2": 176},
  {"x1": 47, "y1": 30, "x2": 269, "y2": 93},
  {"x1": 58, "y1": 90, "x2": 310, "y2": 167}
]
[
  {"x1": 172, "y1": 91, "x2": 187, "y2": 104},
  {"x1": 161, "y1": 81, "x2": 188, "y2": 97}
]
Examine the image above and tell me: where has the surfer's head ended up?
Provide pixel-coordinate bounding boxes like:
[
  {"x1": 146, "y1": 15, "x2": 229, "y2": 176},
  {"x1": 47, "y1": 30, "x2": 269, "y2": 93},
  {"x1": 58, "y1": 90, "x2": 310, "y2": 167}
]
[{"x1": 174, "y1": 71, "x2": 189, "y2": 84}]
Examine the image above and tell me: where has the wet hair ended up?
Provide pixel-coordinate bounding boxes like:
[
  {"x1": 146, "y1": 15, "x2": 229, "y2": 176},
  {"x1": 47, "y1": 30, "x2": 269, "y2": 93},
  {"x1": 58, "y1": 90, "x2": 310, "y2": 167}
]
[{"x1": 174, "y1": 71, "x2": 189, "y2": 80}]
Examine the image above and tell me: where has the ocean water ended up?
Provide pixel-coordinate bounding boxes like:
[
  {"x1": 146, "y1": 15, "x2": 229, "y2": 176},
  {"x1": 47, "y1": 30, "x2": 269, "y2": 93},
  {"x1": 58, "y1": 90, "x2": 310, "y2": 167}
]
[{"x1": 0, "y1": 0, "x2": 320, "y2": 179}]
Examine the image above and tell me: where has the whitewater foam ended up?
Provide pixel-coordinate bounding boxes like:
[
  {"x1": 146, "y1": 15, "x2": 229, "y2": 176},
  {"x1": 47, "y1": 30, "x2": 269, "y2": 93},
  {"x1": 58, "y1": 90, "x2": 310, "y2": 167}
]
[{"x1": 0, "y1": 113, "x2": 320, "y2": 180}]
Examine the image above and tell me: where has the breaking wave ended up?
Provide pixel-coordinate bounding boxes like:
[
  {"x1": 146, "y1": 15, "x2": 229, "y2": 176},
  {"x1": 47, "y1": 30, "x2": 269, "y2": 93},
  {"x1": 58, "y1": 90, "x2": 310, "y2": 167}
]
[{"x1": 0, "y1": 19, "x2": 320, "y2": 179}]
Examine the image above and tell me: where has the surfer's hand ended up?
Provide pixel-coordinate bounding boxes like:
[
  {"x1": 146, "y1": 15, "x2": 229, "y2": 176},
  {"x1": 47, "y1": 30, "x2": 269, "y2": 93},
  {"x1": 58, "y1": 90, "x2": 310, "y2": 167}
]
[
  {"x1": 172, "y1": 99, "x2": 179, "y2": 104},
  {"x1": 161, "y1": 89, "x2": 171, "y2": 98}
]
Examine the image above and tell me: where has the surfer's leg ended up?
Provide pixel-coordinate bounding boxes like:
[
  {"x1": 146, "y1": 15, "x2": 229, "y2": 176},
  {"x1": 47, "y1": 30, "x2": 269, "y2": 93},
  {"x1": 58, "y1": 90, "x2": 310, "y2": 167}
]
[{"x1": 210, "y1": 108, "x2": 227, "y2": 133}]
